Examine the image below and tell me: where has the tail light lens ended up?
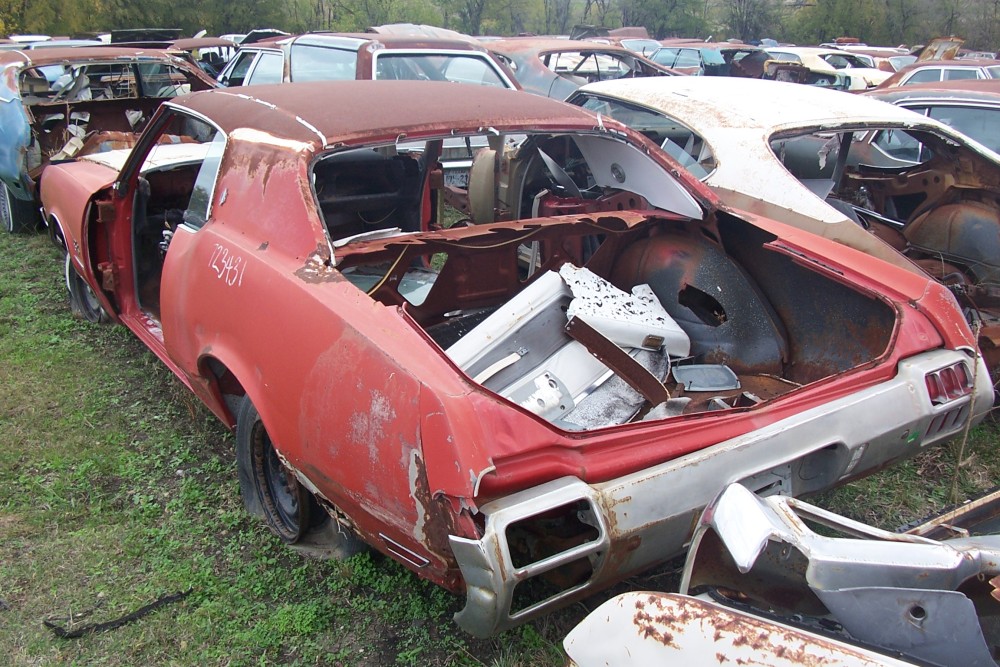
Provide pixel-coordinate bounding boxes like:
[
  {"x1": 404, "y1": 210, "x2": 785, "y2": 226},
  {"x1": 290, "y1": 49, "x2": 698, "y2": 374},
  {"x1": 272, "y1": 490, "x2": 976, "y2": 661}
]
[{"x1": 925, "y1": 362, "x2": 973, "y2": 405}]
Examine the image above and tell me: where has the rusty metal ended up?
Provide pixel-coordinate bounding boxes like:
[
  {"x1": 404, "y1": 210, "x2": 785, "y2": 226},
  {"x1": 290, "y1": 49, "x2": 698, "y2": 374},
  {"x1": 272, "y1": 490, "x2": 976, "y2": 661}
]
[
  {"x1": 565, "y1": 315, "x2": 671, "y2": 406},
  {"x1": 905, "y1": 486, "x2": 1000, "y2": 539}
]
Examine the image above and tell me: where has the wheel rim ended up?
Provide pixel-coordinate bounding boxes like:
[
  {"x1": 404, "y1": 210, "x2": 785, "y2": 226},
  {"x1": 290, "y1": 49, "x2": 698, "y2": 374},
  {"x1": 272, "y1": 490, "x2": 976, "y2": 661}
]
[
  {"x1": 0, "y1": 184, "x2": 12, "y2": 233},
  {"x1": 251, "y1": 420, "x2": 309, "y2": 542},
  {"x1": 66, "y1": 252, "x2": 107, "y2": 322}
]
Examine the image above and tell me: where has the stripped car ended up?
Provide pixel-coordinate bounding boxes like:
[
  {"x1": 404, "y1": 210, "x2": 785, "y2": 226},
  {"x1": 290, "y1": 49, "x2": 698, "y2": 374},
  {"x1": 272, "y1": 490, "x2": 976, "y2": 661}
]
[
  {"x1": 566, "y1": 484, "x2": 1000, "y2": 666},
  {"x1": 0, "y1": 47, "x2": 218, "y2": 233},
  {"x1": 765, "y1": 46, "x2": 891, "y2": 89},
  {"x1": 568, "y1": 76, "x2": 1000, "y2": 381},
  {"x1": 486, "y1": 38, "x2": 677, "y2": 99},
  {"x1": 40, "y1": 80, "x2": 991, "y2": 636}
]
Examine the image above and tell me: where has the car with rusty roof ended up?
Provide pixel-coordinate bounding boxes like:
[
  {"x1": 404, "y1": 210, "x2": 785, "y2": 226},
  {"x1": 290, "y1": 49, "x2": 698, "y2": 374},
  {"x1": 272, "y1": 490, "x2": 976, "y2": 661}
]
[
  {"x1": 215, "y1": 31, "x2": 518, "y2": 89},
  {"x1": 39, "y1": 80, "x2": 991, "y2": 637},
  {"x1": 567, "y1": 75, "x2": 1000, "y2": 382},
  {"x1": 0, "y1": 46, "x2": 217, "y2": 233},
  {"x1": 486, "y1": 37, "x2": 678, "y2": 99}
]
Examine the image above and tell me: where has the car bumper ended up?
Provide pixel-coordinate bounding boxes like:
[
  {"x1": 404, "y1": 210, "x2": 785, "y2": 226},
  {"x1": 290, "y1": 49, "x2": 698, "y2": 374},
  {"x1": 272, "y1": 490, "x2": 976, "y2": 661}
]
[{"x1": 449, "y1": 348, "x2": 992, "y2": 637}]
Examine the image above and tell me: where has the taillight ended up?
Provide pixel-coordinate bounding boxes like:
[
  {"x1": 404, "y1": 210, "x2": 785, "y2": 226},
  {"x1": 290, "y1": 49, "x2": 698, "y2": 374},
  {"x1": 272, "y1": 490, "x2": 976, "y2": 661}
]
[{"x1": 925, "y1": 362, "x2": 973, "y2": 405}]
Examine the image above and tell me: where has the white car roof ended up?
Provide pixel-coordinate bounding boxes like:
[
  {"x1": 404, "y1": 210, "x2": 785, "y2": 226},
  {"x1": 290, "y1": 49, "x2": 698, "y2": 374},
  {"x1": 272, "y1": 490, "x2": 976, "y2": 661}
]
[
  {"x1": 576, "y1": 77, "x2": 933, "y2": 132},
  {"x1": 573, "y1": 76, "x2": 992, "y2": 254}
]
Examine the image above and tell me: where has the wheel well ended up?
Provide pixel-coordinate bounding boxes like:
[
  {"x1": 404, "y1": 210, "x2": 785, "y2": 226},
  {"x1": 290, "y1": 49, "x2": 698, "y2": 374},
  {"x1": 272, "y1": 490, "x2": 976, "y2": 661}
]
[
  {"x1": 201, "y1": 356, "x2": 246, "y2": 426},
  {"x1": 46, "y1": 212, "x2": 67, "y2": 251}
]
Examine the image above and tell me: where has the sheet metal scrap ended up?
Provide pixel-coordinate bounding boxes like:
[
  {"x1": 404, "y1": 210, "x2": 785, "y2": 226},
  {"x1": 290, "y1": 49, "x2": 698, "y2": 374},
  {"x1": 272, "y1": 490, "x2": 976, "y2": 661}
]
[{"x1": 680, "y1": 484, "x2": 1000, "y2": 667}]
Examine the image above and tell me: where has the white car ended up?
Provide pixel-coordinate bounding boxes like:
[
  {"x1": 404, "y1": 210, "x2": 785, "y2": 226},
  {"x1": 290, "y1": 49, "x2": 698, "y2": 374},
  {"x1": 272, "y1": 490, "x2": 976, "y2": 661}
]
[
  {"x1": 767, "y1": 46, "x2": 891, "y2": 89},
  {"x1": 568, "y1": 76, "x2": 1000, "y2": 377}
]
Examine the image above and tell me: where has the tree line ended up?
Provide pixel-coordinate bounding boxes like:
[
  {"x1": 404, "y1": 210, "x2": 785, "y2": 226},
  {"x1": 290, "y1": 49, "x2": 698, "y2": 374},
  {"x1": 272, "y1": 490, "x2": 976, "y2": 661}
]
[{"x1": 3, "y1": 0, "x2": 1000, "y2": 51}]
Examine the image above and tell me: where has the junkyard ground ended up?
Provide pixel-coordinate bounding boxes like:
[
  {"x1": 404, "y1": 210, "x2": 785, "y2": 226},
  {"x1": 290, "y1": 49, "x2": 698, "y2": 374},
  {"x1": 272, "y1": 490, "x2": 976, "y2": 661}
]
[{"x1": 2, "y1": 229, "x2": 999, "y2": 665}]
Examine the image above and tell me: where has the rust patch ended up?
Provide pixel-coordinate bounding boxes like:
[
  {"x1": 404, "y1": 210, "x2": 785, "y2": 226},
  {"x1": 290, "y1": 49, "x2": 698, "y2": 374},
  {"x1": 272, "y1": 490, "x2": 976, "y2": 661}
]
[
  {"x1": 631, "y1": 593, "x2": 875, "y2": 665},
  {"x1": 294, "y1": 243, "x2": 340, "y2": 283}
]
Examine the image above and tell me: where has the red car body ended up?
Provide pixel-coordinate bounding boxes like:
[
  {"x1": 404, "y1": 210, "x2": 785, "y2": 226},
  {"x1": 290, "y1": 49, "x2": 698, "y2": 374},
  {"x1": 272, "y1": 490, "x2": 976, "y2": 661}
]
[{"x1": 40, "y1": 80, "x2": 992, "y2": 636}]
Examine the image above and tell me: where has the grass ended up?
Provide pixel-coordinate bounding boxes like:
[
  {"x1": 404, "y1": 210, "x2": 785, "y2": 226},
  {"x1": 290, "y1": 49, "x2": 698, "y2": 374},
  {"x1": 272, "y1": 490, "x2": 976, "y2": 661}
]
[{"x1": 2, "y1": 228, "x2": 999, "y2": 665}]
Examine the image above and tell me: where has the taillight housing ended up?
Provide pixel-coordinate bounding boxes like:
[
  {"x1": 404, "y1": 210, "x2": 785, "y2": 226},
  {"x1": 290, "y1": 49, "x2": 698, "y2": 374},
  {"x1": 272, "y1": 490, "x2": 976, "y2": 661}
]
[{"x1": 925, "y1": 362, "x2": 973, "y2": 405}]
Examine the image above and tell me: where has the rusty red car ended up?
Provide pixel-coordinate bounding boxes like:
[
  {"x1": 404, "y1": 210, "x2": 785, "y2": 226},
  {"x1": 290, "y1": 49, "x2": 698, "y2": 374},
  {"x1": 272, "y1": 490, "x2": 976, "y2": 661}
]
[{"x1": 39, "y1": 80, "x2": 992, "y2": 637}]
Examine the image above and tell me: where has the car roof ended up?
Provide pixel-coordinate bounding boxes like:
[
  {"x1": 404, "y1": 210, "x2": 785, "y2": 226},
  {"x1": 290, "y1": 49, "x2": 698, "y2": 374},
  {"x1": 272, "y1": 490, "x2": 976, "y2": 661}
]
[
  {"x1": 865, "y1": 78, "x2": 1000, "y2": 104},
  {"x1": 657, "y1": 42, "x2": 760, "y2": 51},
  {"x1": 878, "y1": 58, "x2": 1000, "y2": 87},
  {"x1": 898, "y1": 58, "x2": 1000, "y2": 72},
  {"x1": 0, "y1": 46, "x2": 184, "y2": 67},
  {"x1": 574, "y1": 76, "x2": 925, "y2": 131},
  {"x1": 171, "y1": 80, "x2": 608, "y2": 145},
  {"x1": 285, "y1": 32, "x2": 488, "y2": 51},
  {"x1": 487, "y1": 37, "x2": 643, "y2": 56}
]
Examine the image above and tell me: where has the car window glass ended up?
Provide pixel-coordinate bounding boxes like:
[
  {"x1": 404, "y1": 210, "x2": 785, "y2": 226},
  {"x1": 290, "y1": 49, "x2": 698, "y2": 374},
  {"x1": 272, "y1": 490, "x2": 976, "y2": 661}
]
[
  {"x1": 650, "y1": 49, "x2": 677, "y2": 67},
  {"x1": 823, "y1": 54, "x2": 852, "y2": 69},
  {"x1": 870, "y1": 128, "x2": 924, "y2": 162},
  {"x1": 944, "y1": 68, "x2": 980, "y2": 80},
  {"x1": 246, "y1": 51, "x2": 284, "y2": 85},
  {"x1": 928, "y1": 105, "x2": 1000, "y2": 152},
  {"x1": 374, "y1": 54, "x2": 508, "y2": 88},
  {"x1": 136, "y1": 114, "x2": 225, "y2": 230},
  {"x1": 223, "y1": 51, "x2": 258, "y2": 86},
  {"x1": 543, "y1": 51, "x2": 635, "y2": 83},
  {"x1": 675, "y1": 49, "x2": 702, "y2": 69},
  {"x1": 767, "y1": 51, "x2": 801, "y2": 64},
  {"x1": 136, "y1": 62, "x2": 195, "y2": 97},
  {"x1": 702, "y1": 49, "x2": 727, "y2": 66},
  {"x1": 987, "y1": 66, "x2": 1000, "y2": 78},
  {"x1": 905, "y1": 68, "x2": 942, "y2": 83},
  {"x1": 184, "y1": 130, "x2": 227, "y2": 228},
  {"x1": 289, "y1": 43, "x2": 357, "y2": 82}
]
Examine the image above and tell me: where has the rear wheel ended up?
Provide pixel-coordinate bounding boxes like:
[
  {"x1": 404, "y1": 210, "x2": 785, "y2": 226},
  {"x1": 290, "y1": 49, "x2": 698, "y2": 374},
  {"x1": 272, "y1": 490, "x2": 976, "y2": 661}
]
[
  {"x1": 236, "y1": 396, "x2": 311, "y2": 543},
  {"x1": 65, "y1": 253, "x2": 110, "y2": 323},
  {"x1": 1, "y1": 183, "x2": 40, "y2": 233}
]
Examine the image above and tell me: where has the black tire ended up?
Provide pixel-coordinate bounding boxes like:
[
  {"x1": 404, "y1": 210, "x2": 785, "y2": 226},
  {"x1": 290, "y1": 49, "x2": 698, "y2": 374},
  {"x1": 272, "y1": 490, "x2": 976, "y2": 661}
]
[
  {"x1": 1, "y1": 183, "x2": 40, "y2": 233},
  {"x1": 65, "y1": 253, "x2": 111, "y2": 324},
  {"x1": 235, "y1": 395, "x2": 312, "y2": 543}
]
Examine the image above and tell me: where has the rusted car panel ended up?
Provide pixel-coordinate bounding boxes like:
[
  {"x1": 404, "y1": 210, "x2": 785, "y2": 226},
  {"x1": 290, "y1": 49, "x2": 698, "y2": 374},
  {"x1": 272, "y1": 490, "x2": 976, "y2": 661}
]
[
  {"x1": 40, "y1": 81, "x2": 991, "y2": 636},
  {"x1": 679, "y1": 484, "x2": 1000, "y2": 666},
  {"x1": 486, "y1": 38, "x2": 678, "y2": 100},
  {"x1": 564, "y1": 592, "x2": 917, "y2": 666},
  {"x1": 0, "y1": 47, "x2": 217, "y2": 232}
]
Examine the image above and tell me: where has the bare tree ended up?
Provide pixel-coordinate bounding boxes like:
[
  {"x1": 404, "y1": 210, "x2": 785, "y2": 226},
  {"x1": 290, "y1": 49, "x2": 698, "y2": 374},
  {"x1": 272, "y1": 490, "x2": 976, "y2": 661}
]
[{"x1": 722, "y1": 0, "x2": 779, "y2": 41}]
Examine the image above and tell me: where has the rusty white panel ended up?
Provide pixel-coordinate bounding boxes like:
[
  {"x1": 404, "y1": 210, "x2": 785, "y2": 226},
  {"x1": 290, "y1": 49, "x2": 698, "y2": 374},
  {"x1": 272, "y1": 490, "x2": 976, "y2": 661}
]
[{"x1": 564, "y1": 591, "x2": 916, "y2": 666}]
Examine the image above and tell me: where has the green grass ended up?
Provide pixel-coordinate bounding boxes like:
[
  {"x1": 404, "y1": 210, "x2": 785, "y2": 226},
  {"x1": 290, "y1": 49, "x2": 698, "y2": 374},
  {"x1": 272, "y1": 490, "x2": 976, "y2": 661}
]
[
  {"x1": 2, "y1": 228, "x2": 999, "y2": 665},
  {"x1": 0, "y1": 231, "x2": 568, "y2": 666}
]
